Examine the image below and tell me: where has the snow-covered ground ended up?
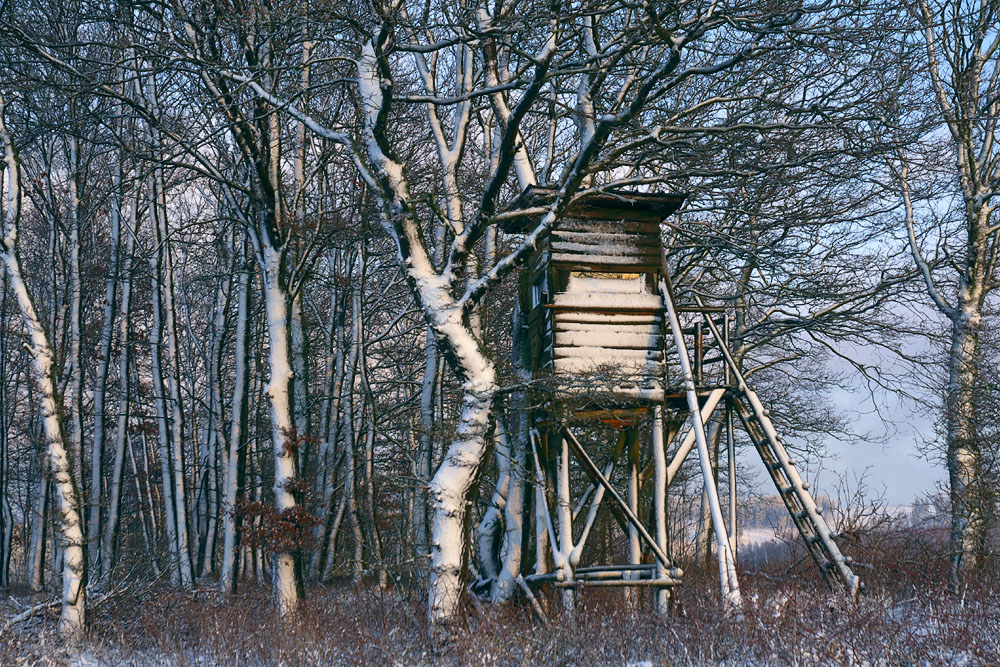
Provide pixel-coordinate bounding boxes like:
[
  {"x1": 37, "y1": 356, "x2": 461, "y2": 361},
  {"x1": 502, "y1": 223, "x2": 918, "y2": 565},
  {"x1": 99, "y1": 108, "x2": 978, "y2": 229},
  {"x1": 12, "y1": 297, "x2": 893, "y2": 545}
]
[{"x1": 738, "y1": 527, "x2": 782, "y2": 547}]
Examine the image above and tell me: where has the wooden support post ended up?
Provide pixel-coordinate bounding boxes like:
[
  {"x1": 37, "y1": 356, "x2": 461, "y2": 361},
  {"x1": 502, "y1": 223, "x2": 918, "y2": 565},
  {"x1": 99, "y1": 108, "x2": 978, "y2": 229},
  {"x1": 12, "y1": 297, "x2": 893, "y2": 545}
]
[
  {"x1": 556, "y1": 430, "x2": 575, "y2": 611},
  {"x1": 529, "y1": 429, "x2": 555, "y2": 577},
  {"x1": 660, "y1": 265, "x2": 741, "y2": 608},
  {"x1": 727, "y1": 401, "x2": 737, "y2": 558},
  {"x1": 626, "y1": 427, "x2": 640, "y2": 606},
  {"x1": 652, "y1": 405, "x2": 670, "y2": 612}
]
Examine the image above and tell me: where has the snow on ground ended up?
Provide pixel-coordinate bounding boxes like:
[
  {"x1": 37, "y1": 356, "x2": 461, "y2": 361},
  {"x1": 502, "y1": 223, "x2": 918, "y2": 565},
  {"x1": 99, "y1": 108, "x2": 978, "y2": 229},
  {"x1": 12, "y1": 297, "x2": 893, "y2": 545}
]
[{"x1": 738, "y1": 527, "x2": 782, "y2": 547}]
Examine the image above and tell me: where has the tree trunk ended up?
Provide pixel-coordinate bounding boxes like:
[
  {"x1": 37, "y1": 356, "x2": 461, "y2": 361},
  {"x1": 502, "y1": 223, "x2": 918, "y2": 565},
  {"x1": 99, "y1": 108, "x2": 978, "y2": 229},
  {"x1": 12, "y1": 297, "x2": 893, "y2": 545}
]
[
  {"x1": 220, "y1": 246, "x2": 251, "y2": 594},
  {"x1": 415, "y1": 326, "x2": 437, "y2": 566},
  {"x1": 198, "y1": 271, "x2": 230, "y2": 578},
  {"x1": 427, "y1": 376, "x2": 497, "y2": 640},
  {"x1": 260, "y1": 244, "x2": 305, "y2": 614},
  {"x1": 27, "y1": 444, "x2": 48, "y2": 591},
  {"x1": 291, "y1": 292, "x2": 310, "y2": 472},
  {"x1": 149, "y1": 227, "x2": 182, "y2": 586},
  {"x1": 311, "y1": 281, "x2": 345, "y2": 578},
  {"x1": 64, "y1": 137, "x2": 85, "y2": 522},
  {"x1": 0, "y1": 273, "x2": 10, "y2": 588},
  {"x1": 89, "y1": 164, "x2": 123, "y2": 578},
  {"x1": 946, "y1": 309, "x2": 985, "y2": 587},
  {"x1": 99, "y1": 204, "x2": 136, "y2": 577},
  {"x1": 2, "y1": 117, "x2": 87, "y2": 632},
  {"x1": 341, "y1": 285, "x2": 364, "y2": 582},
  {"x1": 491, "y1": 411, "x2": 525, "y2": 601}
]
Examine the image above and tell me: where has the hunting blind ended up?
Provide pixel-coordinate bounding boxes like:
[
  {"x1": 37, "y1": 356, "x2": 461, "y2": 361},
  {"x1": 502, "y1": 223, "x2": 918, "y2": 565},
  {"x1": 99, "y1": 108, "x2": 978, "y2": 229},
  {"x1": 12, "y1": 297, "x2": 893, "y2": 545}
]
[{"x1": 498, "y1": 186, "x2": 860, "y2": 613}]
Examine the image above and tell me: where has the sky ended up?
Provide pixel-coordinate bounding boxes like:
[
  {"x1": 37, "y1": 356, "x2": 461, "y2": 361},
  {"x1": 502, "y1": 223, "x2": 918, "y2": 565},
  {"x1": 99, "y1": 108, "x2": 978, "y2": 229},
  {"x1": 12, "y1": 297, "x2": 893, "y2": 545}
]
[
  {"x1": 755, "y1": 334, "x2": 947, "y2": 506},
  {"x1": 815, "y1": 385, "x2": 943, "y2": 506}
]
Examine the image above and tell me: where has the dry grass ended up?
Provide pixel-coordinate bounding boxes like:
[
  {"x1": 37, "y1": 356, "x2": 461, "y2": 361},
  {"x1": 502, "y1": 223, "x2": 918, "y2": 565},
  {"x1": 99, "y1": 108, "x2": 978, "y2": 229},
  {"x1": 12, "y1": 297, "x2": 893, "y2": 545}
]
[{"x1": 2, "y1": 532, "x2": 998, "y2": 665}]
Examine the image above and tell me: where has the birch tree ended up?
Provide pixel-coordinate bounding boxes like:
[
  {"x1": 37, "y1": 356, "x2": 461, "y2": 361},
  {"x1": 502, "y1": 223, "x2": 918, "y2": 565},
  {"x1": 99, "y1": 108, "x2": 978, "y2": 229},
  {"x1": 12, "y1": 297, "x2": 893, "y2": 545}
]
[
  {"x1": 208, "y1": 0, "x2": 834, "y2": 636},
  {"x1": 896, "y1": 0, "x2": 1000, "y2": 588},
  {"x1": 0, "y1": 92, "x2": 86, "y2": 638},
  {"x1": 0, "y1": 0, "x2": 945, "y2": 632}
]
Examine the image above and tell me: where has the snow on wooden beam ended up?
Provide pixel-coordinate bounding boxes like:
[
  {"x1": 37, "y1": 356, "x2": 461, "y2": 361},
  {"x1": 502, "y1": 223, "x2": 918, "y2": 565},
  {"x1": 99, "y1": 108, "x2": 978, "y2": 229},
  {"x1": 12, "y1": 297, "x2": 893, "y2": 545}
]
[{"x1": 500, "y1": 185, "x2": 686, "y2": 234}]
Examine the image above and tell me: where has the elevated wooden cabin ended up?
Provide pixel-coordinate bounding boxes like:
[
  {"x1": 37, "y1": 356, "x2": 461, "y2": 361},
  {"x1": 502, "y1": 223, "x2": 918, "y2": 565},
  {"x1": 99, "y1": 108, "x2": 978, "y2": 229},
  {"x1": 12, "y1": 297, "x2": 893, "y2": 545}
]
[{"x1": 502, "y1": 187, "x2": 686, "y2": 405}]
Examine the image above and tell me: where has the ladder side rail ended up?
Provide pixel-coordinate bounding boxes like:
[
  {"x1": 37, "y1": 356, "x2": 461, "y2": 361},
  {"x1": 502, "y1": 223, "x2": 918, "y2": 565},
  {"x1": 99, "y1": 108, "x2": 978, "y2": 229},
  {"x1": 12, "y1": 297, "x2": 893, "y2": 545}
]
[
  {"x1": 687, "y1": 292, "x2": 859, "y2": 595},
  {"x1": 659, "y1": 263, "x2": 741, "y2": 605},
  {"x1": 739, "y1": 392, "x2": 859, "y2": 594},
  {"x1": 730, "y1": 398, "x2": 834, "y2": 587}
]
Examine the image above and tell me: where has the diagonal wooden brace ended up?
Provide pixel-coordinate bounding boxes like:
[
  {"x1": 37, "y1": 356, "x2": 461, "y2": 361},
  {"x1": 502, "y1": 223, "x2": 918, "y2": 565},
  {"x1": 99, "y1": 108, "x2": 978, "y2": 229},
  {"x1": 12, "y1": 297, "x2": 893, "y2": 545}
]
[{"x1": 563, "y1": 427, "x2": 673, "y2": 569}]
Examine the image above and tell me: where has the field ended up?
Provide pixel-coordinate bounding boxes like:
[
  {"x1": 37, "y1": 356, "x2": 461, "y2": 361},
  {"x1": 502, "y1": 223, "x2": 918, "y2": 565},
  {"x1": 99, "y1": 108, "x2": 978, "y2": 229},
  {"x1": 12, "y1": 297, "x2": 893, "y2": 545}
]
[{"x1": 2, "y1": 529, "x2": 996, "y2": 666}]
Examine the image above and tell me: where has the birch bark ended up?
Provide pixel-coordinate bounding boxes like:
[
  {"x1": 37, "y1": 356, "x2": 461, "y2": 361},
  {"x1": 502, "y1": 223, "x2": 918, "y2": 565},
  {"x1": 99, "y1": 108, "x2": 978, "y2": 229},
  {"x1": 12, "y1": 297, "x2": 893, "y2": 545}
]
[
  {"x1": 89, "y1": 153, "x2": 123, "y2": 576},
  {"x1": 64, "y1": 136, "x2": 85, "y2": 514},
  {"x1": 1, "y1": 94, "x2": 87, "y2": 638},
  {"x1": 220, "y1": 242, "x2": 251, "y2": 594},
  {"x1": 0, "y1": 270, "x2": 10, "y2": 588},
  {"x1": 903, "y1": 1, "x2": 999, "y2": 585},
  {"x1": 99, "y1": 206, "x2": 135, "y2": 576},
  {"x1": 261, "y1": 243, "x2": 306, "y2": 613}
]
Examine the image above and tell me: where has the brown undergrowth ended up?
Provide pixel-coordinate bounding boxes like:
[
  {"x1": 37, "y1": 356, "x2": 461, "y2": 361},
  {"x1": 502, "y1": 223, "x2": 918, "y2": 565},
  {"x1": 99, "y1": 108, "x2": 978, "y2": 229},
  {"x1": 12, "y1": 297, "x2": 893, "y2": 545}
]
[{"x1": 2, "y1": 531, "x2": 998, "y2": 665}]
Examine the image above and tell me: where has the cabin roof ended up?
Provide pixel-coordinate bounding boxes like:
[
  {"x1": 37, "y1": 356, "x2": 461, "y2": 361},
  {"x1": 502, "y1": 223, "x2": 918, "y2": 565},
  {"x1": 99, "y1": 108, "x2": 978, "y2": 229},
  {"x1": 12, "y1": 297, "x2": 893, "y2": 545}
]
[{"x1": 499, "y1": 185, "x2": 687, "y2": 234}]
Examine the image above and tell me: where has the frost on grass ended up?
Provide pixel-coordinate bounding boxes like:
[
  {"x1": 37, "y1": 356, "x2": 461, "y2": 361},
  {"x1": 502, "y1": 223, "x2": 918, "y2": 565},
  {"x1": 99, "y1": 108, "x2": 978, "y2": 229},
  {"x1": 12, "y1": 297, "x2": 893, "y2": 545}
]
[{"x1": 3, "y1": 540, "x2": 998, "y2": 667}]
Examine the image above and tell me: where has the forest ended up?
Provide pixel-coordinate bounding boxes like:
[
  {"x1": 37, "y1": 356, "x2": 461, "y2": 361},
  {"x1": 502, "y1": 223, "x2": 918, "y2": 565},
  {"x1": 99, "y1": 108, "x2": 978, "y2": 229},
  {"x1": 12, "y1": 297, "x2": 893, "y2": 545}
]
[{"x1": 0, "y1": 0, "x2": 998, "y2": 663}]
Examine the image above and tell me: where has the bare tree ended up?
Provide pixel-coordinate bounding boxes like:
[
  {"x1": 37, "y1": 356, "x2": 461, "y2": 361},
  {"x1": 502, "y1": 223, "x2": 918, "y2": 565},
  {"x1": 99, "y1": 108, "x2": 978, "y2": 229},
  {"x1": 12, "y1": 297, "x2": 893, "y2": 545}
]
[
  {"x1": 0, "y1": 92, "x2": 86, "y2": 638},
  {"x1": 896, "y1": 0, "x2": 1000, "y2": 588}
]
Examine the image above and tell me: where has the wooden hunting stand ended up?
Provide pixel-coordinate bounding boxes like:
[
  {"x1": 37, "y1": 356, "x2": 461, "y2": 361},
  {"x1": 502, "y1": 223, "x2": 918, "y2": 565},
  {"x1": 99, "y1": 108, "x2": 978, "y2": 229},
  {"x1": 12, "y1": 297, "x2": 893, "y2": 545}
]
[{"x1": 502, "y1": 186, "x2": 860, "y2": 612}]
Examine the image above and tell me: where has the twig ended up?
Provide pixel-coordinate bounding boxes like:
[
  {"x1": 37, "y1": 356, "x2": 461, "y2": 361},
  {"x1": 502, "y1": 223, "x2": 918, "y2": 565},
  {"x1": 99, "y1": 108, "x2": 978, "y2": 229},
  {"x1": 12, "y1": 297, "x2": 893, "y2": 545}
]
[
  {"x1": 516, "y1": 575, "x2": 549, "y2": 627},
  {"x1": 2, "y1": 572, "x2": 164, "y2": 633}
]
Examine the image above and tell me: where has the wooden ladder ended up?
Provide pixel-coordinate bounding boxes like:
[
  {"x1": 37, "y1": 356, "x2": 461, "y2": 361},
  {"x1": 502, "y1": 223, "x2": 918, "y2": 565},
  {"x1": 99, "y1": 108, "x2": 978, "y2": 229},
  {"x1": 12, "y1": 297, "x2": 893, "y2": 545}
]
[
  {"x1": 660, "y1": 246, "x2": 860, "y2": 596},
  {"x1": 727, "y1": 386, "x2": 860, "y2": 594}
]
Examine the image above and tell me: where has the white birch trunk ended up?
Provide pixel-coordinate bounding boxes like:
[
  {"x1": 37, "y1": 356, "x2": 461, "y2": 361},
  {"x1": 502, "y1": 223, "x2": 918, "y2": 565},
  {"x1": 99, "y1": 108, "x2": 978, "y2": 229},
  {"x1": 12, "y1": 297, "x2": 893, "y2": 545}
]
[
  {"x1": 148, "y1": 213, "x2": 181, "y2": 586},
  {"x1": 491, "y1": 415, "x2": 525, "y2": 601},
  {"x1": 0, "y1": 275, "x2": 10, "y2": 587},
  {"x1": 65, "y1": 137, "x2": 85, "y2": 511},
  {"x1": 415, "y1": 327, "x2": 436, "y2": 564},
  {"x1": 89, "y1": 164, "x2": 123, "y2": 577},
  {"x1": 475, "y1": 440, "x2": 509, "y2": 586},
  {"x1": 911, "y1": 1, "x2": 999, "y2": 587},
  {"x1": 147, "y1": 82, "x2": 194, "y2": 585},
  {"x1": 198, "y1": 272, "x2": 229, "y2": 577},
  {"x1": 2, "y1": 103, "x2": 87, "y2": 636},
  {"x1": 341, "y1": 285, "x2": 364, "y2": 581},
  {"x1": 946, "y1": 309, "x2": 984, "y2": 582},
  {"x1": 313, "y1": 281, "x2": 346, "y2": 577},
  {"x1": 427, "y1": 376, "x2": 497, "y2": 637},
  {"x1": 291, "y1": 292, "x2": 310, "y2": 470},
  {"x1": 27, "y1": 454, "x2": 48, "y2": 591},
  {"x1": 220, "y1": 246, "x2": 251, "y2": 594},
  {"x1": 99, "y1": 201, "x2": 136, "y2": 577},
  {"x1": 261, "y1": 245, "x2": 304, "y2": 614}
]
